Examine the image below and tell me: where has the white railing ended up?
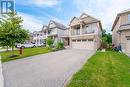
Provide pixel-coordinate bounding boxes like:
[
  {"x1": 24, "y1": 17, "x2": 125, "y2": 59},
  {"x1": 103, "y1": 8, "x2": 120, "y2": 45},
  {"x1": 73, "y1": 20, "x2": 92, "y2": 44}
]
[
  {"x1": 0, "y1": 56, "x2": 4, "y2": 87},
  {"x1": 71, "y1": 29, "x2": 80, "y2": 35}
]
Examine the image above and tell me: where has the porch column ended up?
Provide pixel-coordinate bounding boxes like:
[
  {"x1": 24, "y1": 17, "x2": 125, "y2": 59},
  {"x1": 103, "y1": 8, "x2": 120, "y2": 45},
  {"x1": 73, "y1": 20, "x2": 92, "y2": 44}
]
[
  {"x1": 69, "y1": 26, "x2": 72, "y2": 48},
  {"x1": 80, "y1": 23, "x2": 82, "y2": 35}
]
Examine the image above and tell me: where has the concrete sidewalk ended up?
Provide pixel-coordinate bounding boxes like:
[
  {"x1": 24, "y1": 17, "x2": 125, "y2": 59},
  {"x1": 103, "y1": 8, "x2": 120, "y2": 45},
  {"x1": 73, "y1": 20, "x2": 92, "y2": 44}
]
[
  {"x1": 0, "y1": 48, "x2": 18, "y2": 53},
  {"x1": 0, "y1": 56, "x2": 4, "y2": 87},
  {"x1": 3, "y1": 49, "x2": 95, "y2": 87}
]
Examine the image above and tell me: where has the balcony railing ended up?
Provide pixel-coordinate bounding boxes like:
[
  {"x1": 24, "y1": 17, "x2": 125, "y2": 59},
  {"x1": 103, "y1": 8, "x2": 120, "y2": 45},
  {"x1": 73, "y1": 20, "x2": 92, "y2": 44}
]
[
  {"x1": 71, "y1": 29, "x2": 80, "y2": 35},
  {"x1": 82, "y1": 28, "x2": 95, "y2": 34}
]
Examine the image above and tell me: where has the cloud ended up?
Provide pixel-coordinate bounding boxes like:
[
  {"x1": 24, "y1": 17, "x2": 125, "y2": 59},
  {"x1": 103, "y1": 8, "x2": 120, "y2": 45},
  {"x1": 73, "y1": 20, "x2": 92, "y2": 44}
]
[
  {"x1": 17, "y1": 0, "x2": 61, "y2": 7},
  {"x1": 18, "y1": 12, "x2": 62, "y2": 32},
  {"x1": 34, "y1": 0, "x2": 60, "y2": 7},
  {"x1": 57, "y1": 7, "x2": 62, "y2": 12},
  {"x1": 74, "y1": 0, "x2": 130, "y2": 32},
  {"x1": 18, "y1": 12, "x2": 44, "y2": 32}
]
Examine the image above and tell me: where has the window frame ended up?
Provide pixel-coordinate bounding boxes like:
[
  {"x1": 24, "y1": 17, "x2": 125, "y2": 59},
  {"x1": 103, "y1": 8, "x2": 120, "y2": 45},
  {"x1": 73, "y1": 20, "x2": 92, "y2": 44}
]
[
  {"x1": 126, "y1": 36, "x2": 130, "y2": 40},
  {"x1": 128, "y1": 14, "x2": 130, "y2": 23}
]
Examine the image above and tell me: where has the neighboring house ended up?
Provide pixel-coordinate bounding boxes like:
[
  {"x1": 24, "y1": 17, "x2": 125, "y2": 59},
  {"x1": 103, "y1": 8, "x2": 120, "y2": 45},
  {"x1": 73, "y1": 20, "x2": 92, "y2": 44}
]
[
  {"x1": 33, "y1": 31, "x2": 45, "y2": 45},
  {"x1": 112, "y1": 9, "x2": 130, "y2": 55},
  {"x1": 24, "y1": 33, "x2": 33, "y2": 44},
  {"x1": 33, "y1": 20, "x2": 66, "y2": 45},
  {"x1": 42, "y1": 20, "x2": 66, "y2": 44},
  {"x1": 63, "y1": 13, "x2": 103, "y2": 50}
]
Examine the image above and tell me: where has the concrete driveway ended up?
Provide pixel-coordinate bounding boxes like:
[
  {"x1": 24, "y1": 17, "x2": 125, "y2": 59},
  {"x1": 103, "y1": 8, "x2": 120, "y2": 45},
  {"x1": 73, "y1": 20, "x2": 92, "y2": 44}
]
[{"x1": 2, "y1": 49, "x2": 95, "y2": 87}]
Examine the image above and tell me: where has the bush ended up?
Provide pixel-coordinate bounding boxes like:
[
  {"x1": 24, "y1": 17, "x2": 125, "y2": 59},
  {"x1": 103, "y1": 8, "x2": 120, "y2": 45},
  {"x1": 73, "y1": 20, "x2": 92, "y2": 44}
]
[
  {"x1": 56, "y1": 41, "x2": 64, "y2": 50},
  {"x1": 46, "y1": 38, "x2": 54, "y2": 48}
]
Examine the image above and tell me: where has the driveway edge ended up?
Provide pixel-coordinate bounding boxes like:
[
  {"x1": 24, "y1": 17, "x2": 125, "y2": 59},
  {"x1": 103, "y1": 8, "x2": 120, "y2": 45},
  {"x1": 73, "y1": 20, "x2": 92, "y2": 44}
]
[{"x1": 63, "y1": 50, "x2": 96, "y2": 87}]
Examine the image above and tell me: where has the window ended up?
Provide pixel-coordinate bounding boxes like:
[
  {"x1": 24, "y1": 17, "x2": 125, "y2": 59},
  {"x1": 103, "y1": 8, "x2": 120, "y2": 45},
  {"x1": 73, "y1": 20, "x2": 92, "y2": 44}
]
[
  {"x1": 88, "y1": 39, "x2": 93, "y2": 41},
  {"x1": 72, "y1": 40, "x2": 76, "y2": 42},
  {"x1": 82, "y1": 39, "x2": 87, "y2": 42},
  {"x1": 128, "y1": 14, "x2": 130, "y2": 23},
  {"x1": 77, "y1": 40, "x2": 81, "y2": 42},
  {"x1": 82, "y1": 25, "x2": 88, "y2": 34},
  {"x1": 85, "y1": 26, "x2": 88, "y2": 33},
  {"x1": 126, "y1": 36, "x2": 130, "y2": 40},
  {"x1": 87, "y1": 24, "x2": 95, "y2": 33}
]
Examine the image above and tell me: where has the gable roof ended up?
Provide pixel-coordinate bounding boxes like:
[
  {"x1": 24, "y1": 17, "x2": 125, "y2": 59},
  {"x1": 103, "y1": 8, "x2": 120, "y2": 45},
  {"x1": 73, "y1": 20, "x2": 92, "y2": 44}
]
[
  {"x1": 42, "y1": 25, "x2": 48, "y2": 31},
  {"x1": 69, "y1": 16, "x2": 80, "y2": 25},
  {"x1": 69, "y1": 13, "x2": 102, "y2": 31},
  {"x1": 80, "y1": 13, "x2": 88, "y2": 18},
  {"x1": 48, "y1": 20, "x2": 66, "y2": 30},
  {"x1": 119, "y1": 8, "x2": 130, "y2": 15},
  {"x1": 80, "y1": 13, "x2": 99, "y2": 21},
  {"x1": 112, "y1": 8, "x2": 130, "y2": 31}
]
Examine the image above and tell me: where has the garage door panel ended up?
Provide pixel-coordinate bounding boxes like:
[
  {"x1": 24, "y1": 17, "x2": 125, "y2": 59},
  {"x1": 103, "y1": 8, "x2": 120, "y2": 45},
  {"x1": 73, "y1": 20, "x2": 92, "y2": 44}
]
[{"x1": 72, "y1": 40, "x2": 94, "y2": 50}]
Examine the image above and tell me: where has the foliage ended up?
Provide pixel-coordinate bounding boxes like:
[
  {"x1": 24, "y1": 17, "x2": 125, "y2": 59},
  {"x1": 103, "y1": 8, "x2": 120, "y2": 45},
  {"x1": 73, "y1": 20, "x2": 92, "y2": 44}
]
[
  {"x1": 56, "y1": 41, "x2": 64, "y2": 50},
  {"x1": 101, "y1": 30, "x2": 112, "y2": 49},
  {"x1": 46, "y1": 37, "x2": 54, "y2": 48},
  {"x1": 0, "y1": 13, "x2": 29, "y2": 56},
  {"x1": 102, "y1": 30, "x2": 112, "y2": 44}
]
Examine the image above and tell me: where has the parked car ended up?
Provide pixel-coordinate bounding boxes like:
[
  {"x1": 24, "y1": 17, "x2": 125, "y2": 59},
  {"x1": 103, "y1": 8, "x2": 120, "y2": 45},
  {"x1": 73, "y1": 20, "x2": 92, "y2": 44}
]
[
  {"x1": 16, "y1": 43, "x2": 44, "y2": 48},
  {"x1": 16, "y1": 43, "x2": 36, "y2": 48},
  {"x1": 35, "y1": 43, "x2": 44, "y2": 47}
]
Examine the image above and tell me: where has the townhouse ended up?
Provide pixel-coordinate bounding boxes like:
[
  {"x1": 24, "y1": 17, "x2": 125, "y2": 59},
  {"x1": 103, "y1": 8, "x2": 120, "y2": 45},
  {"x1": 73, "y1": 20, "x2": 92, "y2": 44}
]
[
  {"x1": 112, "y1": 9, "x2": 130, "y2": 55},
  {"x1": 33, "y1": 31, "x2": 45, "y2": 45},
  {"x1": 63, "y1": 13, "x2": 103, "y2": 50},
  {"x1": 33, "y1": 20, "x2": 66, "y2": 45}
]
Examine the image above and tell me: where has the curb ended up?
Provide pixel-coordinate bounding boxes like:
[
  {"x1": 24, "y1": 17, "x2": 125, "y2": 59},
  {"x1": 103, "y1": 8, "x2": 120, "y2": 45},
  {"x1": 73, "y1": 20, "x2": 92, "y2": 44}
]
[{"x1": 0, "y1": 56, "x2": 4, "y2": 87}]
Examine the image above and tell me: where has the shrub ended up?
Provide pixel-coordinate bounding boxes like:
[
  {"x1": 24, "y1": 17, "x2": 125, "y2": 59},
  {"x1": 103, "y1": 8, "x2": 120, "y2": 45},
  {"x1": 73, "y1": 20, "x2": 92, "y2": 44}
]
[
  {"x1": 46, "y1": 38, "x2": 54, "y2": 48},
  {"x1": 56, "y1": 41, "x2": 64, "y2": 50}
]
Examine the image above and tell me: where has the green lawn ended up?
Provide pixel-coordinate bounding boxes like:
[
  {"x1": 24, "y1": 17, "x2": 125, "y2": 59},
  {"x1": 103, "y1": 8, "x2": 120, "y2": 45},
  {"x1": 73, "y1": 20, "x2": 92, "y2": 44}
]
[
  {"x1": 0, "y1": 47, "x2": 52, "y2": 62},
  {"x1": 67, "y1": 51, "x2": 130, "y2": 87}
]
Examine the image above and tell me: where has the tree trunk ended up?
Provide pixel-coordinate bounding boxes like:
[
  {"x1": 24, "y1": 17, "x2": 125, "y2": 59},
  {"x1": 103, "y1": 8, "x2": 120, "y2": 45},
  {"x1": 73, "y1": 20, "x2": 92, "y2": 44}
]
[
  {"x1": 12, "y1": 46, "x2": 14, "y2": 56},
  {"x1": 6, "y1": 46, "x2": 9, "y2": 51}
]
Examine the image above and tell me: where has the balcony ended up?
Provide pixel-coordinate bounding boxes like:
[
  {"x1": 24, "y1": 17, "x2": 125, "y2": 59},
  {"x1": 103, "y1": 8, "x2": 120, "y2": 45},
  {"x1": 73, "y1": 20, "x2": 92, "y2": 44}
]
[
  {"x1": 71, "y1": 29, "x2": 80, "y2": 35},
  {"x1": 82, "y1": 28, "x2": 95, "y2": 34}
]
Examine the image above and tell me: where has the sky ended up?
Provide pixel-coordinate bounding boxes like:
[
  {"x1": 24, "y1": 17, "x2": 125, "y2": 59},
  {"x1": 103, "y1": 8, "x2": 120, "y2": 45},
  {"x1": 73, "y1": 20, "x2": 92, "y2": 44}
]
[{"x1": 15, "y1": 0, "x2": 130, "y2": 33}]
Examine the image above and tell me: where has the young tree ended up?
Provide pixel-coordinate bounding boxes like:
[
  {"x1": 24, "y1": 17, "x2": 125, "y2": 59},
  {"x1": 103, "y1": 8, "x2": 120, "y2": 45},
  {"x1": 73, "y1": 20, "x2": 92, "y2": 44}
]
[
  {"x1": 0, "y1": 21, "x2": 12, "y2": 51},
  {"x1": 0, "y1": 13, "x2": 29, "y2": 56},
  {"x1": 46, "y1": 37, "x2": 54, "y2": 48}
]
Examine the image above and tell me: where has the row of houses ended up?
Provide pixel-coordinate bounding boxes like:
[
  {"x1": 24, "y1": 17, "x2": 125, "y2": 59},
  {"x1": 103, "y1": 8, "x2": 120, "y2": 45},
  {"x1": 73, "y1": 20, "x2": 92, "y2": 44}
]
[
  {"x1": 31, "y1": 9, "x2": 130, "y2": 55},
  {"x1": 32, "y1": 13, "x2": 102, "y2": 51}
]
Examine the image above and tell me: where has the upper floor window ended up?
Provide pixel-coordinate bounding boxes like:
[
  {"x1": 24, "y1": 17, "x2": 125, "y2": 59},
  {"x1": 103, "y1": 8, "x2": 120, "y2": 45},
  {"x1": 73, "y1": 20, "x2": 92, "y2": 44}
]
[
  {"x1": 126, "y1": 36, "x2": 130, "y2": 40},
  {"x1": 128, "y1": 14, "x2": 130, "y2": 23},
  {"x1": 85, "y1": 26, "x2": 88, "y2": 33}
]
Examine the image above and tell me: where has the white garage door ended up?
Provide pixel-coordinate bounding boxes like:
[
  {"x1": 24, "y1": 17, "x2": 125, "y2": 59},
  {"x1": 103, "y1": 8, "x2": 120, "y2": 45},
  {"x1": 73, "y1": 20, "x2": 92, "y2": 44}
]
[
  {"x1": 72, "y1": 39, "x2": 95, "y2": 50},
  {"x1": 126, "y1": 40, "x2": 130, "y2": 53}
]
